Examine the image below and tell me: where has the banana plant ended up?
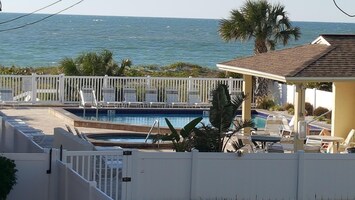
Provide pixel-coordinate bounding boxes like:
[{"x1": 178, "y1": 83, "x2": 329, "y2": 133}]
[
  {"x1": 195, "y1": 83, "x2": 254, "y2": 152},
  {"x1": 161, "y1": 117, "x2": 203, "y2": 152}
]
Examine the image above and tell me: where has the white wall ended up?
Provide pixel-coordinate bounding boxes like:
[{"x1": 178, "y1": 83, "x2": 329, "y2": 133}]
[
  {"x1": 282, "y1": 84, "x2": 332, "y2": 110},
  {"x1": 4, "y1": 153, "x2": 52, "y2": 200}
]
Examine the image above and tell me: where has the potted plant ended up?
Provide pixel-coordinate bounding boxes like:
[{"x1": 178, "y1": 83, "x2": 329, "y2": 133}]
[{"x1": 0, "y1": 155, "x2": 17, "y2": 200}]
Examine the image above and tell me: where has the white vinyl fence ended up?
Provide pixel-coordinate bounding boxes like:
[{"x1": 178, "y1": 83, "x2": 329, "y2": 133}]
[
  {"x1": 273, "y1": 83, "x2": 333, "y2": 110},
  {"x1": 0, "y1": 74, "x2": 243, "y2": 105}
]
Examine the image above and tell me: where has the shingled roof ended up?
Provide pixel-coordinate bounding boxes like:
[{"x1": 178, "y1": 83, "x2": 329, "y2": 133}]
[{"x1": 217, "y1": 34, "x2": 355, "y2": 82}]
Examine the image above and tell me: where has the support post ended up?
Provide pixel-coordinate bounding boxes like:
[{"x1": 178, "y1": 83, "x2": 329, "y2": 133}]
[
  {"x1": 294, "y1": 83, "x2": 306, "y2": 151},
  {"x1": 242, "y1": 75, "x2": 252, "y2": 135}
]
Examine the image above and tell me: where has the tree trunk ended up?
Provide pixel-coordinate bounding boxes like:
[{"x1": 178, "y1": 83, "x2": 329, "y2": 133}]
[{"x1": 253, "y1": 39, "x2": 271, "y2": 98}]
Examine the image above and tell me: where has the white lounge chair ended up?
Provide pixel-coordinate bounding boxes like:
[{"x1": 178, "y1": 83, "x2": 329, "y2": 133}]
[
  {"x1": 188, "y1": 90, "x2": 210, "y2": 108},
  {"x1": 123, "y1": 88, "x2": 144, "y2": 107},
  {"x1": 264, "y1": 115, "x2": 283, "y2": 136},
  {"x1": 100, "y1": 87, "x2": 121, "y2": 107},
  {"x1": 79, "y1": 87, "x2": 98, "y2": 108},
  {"x1": 145, "y1": 88, "x2": 165, "y2": 107},
  {"x1": 165, "y1": 89, "x2": 187, "y2": 108},
  {"x1": 0, "y1": 88, "x2": 17, "y2": 107},
  {"x1": 339, "y1": 129, "x2": 355, "y2": 152}
]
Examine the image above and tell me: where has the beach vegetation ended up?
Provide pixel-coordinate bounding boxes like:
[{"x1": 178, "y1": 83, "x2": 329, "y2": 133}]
[
  {"x1": 60, "y1": 49, "x2": 131, "y2": 76},
  {"x1": 219, "y1": 0, "x2": 300, "y2": 97}
]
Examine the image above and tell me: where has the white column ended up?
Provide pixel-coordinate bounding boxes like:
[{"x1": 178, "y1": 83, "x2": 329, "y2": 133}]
[
  {"x1": 294, "y1": 83, "x2": 306, "y2": 151},
  {"x1": 242, "y1": 75, "x2": 252, "y2": 135}
]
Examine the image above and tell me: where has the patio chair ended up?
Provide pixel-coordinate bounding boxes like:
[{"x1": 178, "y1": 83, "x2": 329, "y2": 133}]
[
  {"x1": 339, "y1": 129, "x2": 355, "y2": 152},
  {"x1": 165, "y1": 89, "x2": 187, "y2": 108},
  {"x1": 281, "y1": 116, "x2": 293, "y2": 137},
  {"x1": 0, "y1": 88, "x2": 18, "y2": 107},
  {"x1": 79, "y1": 87, "x2": 98, "y2": 108},
  {"x1": 100, "y1": 87, "x2": 121, "y2": 107},
  {"x1": 188, "y1": 90, "x2": 210, "y2": 108},
  {"x1": 264, "y1": 115, "x2": 283, "y2": 136},
  {"x1": 145, "y1": 88, "x2": 165, "y2": 107},
  {"x1": 123, "y1": 88, "x2": 144, "y2": 107}
]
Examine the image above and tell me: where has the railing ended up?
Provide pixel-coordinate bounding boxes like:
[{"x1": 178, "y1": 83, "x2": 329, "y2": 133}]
[
  {"x1": 63, "y1": 150, "x2": 124, "y2": 200},
  {"x1": 0, "y1": 74, "x2": 244, "y2": 105},
  {"x1": 145, "y1": 119, "x2": 160, "y2": 143}
]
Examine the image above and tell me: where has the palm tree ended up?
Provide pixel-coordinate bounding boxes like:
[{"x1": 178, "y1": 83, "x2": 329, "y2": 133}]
[
  {"x1": 219, "y1": 0, "x2": 300, "y2": 96},
  {"x1": 60, "y1": 49, "x2": 131, "y2": 76}
]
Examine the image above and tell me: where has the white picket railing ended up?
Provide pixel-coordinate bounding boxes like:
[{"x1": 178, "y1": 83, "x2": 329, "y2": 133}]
[
  {"x1": 62, "y1": 150, "x2": 124, "y2": 200},
  {"x1": 0, "y1": 74, "x2": 244, "y2": 105}
]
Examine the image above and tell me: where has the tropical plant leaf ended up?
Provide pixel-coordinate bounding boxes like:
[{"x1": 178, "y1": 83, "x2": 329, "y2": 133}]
[
  {"x1": 180, "y1": 117, "x2": 203, "y2": 138},
  {"x1": 165, "y1": 118, "x2": 180, "y2": 142}
]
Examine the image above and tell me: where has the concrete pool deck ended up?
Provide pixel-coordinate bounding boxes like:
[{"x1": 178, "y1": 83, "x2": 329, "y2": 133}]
[{"x1": 0, "y1": 107, "x2": 134, "y2": 135}]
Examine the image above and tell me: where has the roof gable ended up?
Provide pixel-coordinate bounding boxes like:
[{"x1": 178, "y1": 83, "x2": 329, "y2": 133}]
[{"x1": 218, "y1": 34, "x2": 355, "y2": 82}]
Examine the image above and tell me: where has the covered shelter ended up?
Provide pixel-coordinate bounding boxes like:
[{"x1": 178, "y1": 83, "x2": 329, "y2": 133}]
[{"x1": 217, "y1": 34, "x2": 355, "y2": 150}]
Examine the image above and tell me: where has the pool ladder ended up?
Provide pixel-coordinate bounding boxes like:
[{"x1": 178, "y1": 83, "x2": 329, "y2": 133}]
[{"x1": 145, "y1": 119, "x2": 160, "y2": 144}]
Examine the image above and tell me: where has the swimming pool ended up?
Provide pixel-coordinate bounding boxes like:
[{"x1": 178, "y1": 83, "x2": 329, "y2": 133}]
[{"x1": 65, "y1": 108, "x2": 267, "y2": 129}]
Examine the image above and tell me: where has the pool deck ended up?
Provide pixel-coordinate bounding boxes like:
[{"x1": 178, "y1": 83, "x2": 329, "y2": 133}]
[
  {"x1": 0, "y1": 107, "x2": 132, "y2": 135},
  {"x1": 0, "y1": 107, "x2": 331, "y2": 135}
]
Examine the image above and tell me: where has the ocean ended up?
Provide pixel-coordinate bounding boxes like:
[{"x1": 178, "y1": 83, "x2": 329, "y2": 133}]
[{"x1": 0, "y1": 13, "x2": 354, "y2": 68}]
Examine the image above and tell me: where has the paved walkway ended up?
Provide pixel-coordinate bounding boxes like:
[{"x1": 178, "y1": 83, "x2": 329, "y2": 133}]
[{"x1": 0, "y1": 107, "x2": 128, "y2": 135}]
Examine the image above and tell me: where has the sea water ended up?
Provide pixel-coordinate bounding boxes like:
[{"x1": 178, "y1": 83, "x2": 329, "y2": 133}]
[{"x1": 0, "y1": 13, "x2": 354, "y2": 68}]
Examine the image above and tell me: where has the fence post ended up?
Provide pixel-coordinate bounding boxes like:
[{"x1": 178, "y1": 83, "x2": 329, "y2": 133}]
[
  {"x1": 228, "y1": 77, "x2": 233, "y2": 94},
  {"x1": 188, "y1": 76, "x2": 193, "y2": 91},
  {"x1": 31, "y1": 73, "x2": 37, "y2": 104},
  {"x1": 103, "y1": 75, "x2": 108, "y2": 88},
  {"x1": 59, "y1": 74, "x2": 65, "y2": 103},
  {"x1": 190, "y1": 150, "x2": 198, "y2": 199},
  {"x1": 146, "y1": 76, "x2": 151, "y2": 89}
]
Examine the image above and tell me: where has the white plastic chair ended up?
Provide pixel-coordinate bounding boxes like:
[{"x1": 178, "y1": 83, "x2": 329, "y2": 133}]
[
  {"x1": 101, "y1": 87, "x2": 121, "y2": 107},
  {"x1": 123, "y1": 88, "x2": 143, "y2": 107},
  {"x1": 0, "y1": 88, "x2": 18, "y2": 107},
  {"x1": 264, "y1": 115, "x2": 283, "y2": 136},
  {"x1": 165, "y1": 89, "x2": 187, "y2": 108},
  {"x1": 188, "y1": 90, "x2": 210, "y2": 108},
  {"x1": 145, "y1": 88, "x2": 165, "y2": 107},
  {"x1": 79, "y1": 87, "x2": 98, "y2": 108}
]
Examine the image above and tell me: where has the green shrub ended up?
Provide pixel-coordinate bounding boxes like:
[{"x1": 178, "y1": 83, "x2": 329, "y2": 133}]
[
  {"x1": 287, "y1": 107, "x2": 294, "y2": 115},
  {"x1": 269, "y1": 105, "x2": 285, "y2": 111},
  {"x1": 256, "y1": 96, "x2": 275, "y2": 110},
  {"x1": 0, "y1": 156, "x2": 17, "y2": 200},
  {"x1": 313, "y1": 107, "x2": 329, "y2": 117},
  {"x1": 283, "y1": 103, "x2": 294, "y2": 111},
  {"x1": 305, "y1": 102, "x2": 314, "y2": 116}
]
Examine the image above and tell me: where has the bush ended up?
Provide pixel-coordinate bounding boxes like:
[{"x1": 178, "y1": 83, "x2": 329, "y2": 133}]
[
  {"x1": 305, "y1": 102, "x2": 314, "y2": 116},
  {"x1": 283, "y1": 103, "x2": 294, "y2": 111},
  {"x1": 269, "y1": 105, "x2": 285, "y2": 111},
  {"x1": 256, "y1": 96, "x2": 275, "y2": 110},
  {"x1": 0, "y1": 156, "x2": 17, "y2": 200},
  {"x1": 287, "y1": 107, "x2": 294, "y2": 115},
  {"x1": 313, "y1": 107, "x2": 331, "y2": 119}
]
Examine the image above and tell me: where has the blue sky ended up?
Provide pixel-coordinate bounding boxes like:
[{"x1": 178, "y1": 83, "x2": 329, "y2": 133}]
[{"x1": 3, "y1": 0, "x2": 355, "y2": 23}]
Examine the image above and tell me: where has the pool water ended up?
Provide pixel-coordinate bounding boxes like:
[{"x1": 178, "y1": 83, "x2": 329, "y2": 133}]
[{"x1": 80, "y1": 112, "x2": 266, "y2": 129}]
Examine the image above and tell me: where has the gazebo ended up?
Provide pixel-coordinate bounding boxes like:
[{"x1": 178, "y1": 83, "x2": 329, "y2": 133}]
[{"x1": 217, "y1": 34, "x2": 355, "y2": 150}]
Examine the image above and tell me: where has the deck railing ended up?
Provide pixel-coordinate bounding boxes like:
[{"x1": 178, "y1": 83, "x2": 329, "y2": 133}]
[{"x1": 0, "y1": 74, "x2": 244, "y2": 105}]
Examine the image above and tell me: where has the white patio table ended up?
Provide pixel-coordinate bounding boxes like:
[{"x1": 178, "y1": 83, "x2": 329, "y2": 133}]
[{"x1": 306, "y1": 135, "x2": 344, "y2": 153}]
